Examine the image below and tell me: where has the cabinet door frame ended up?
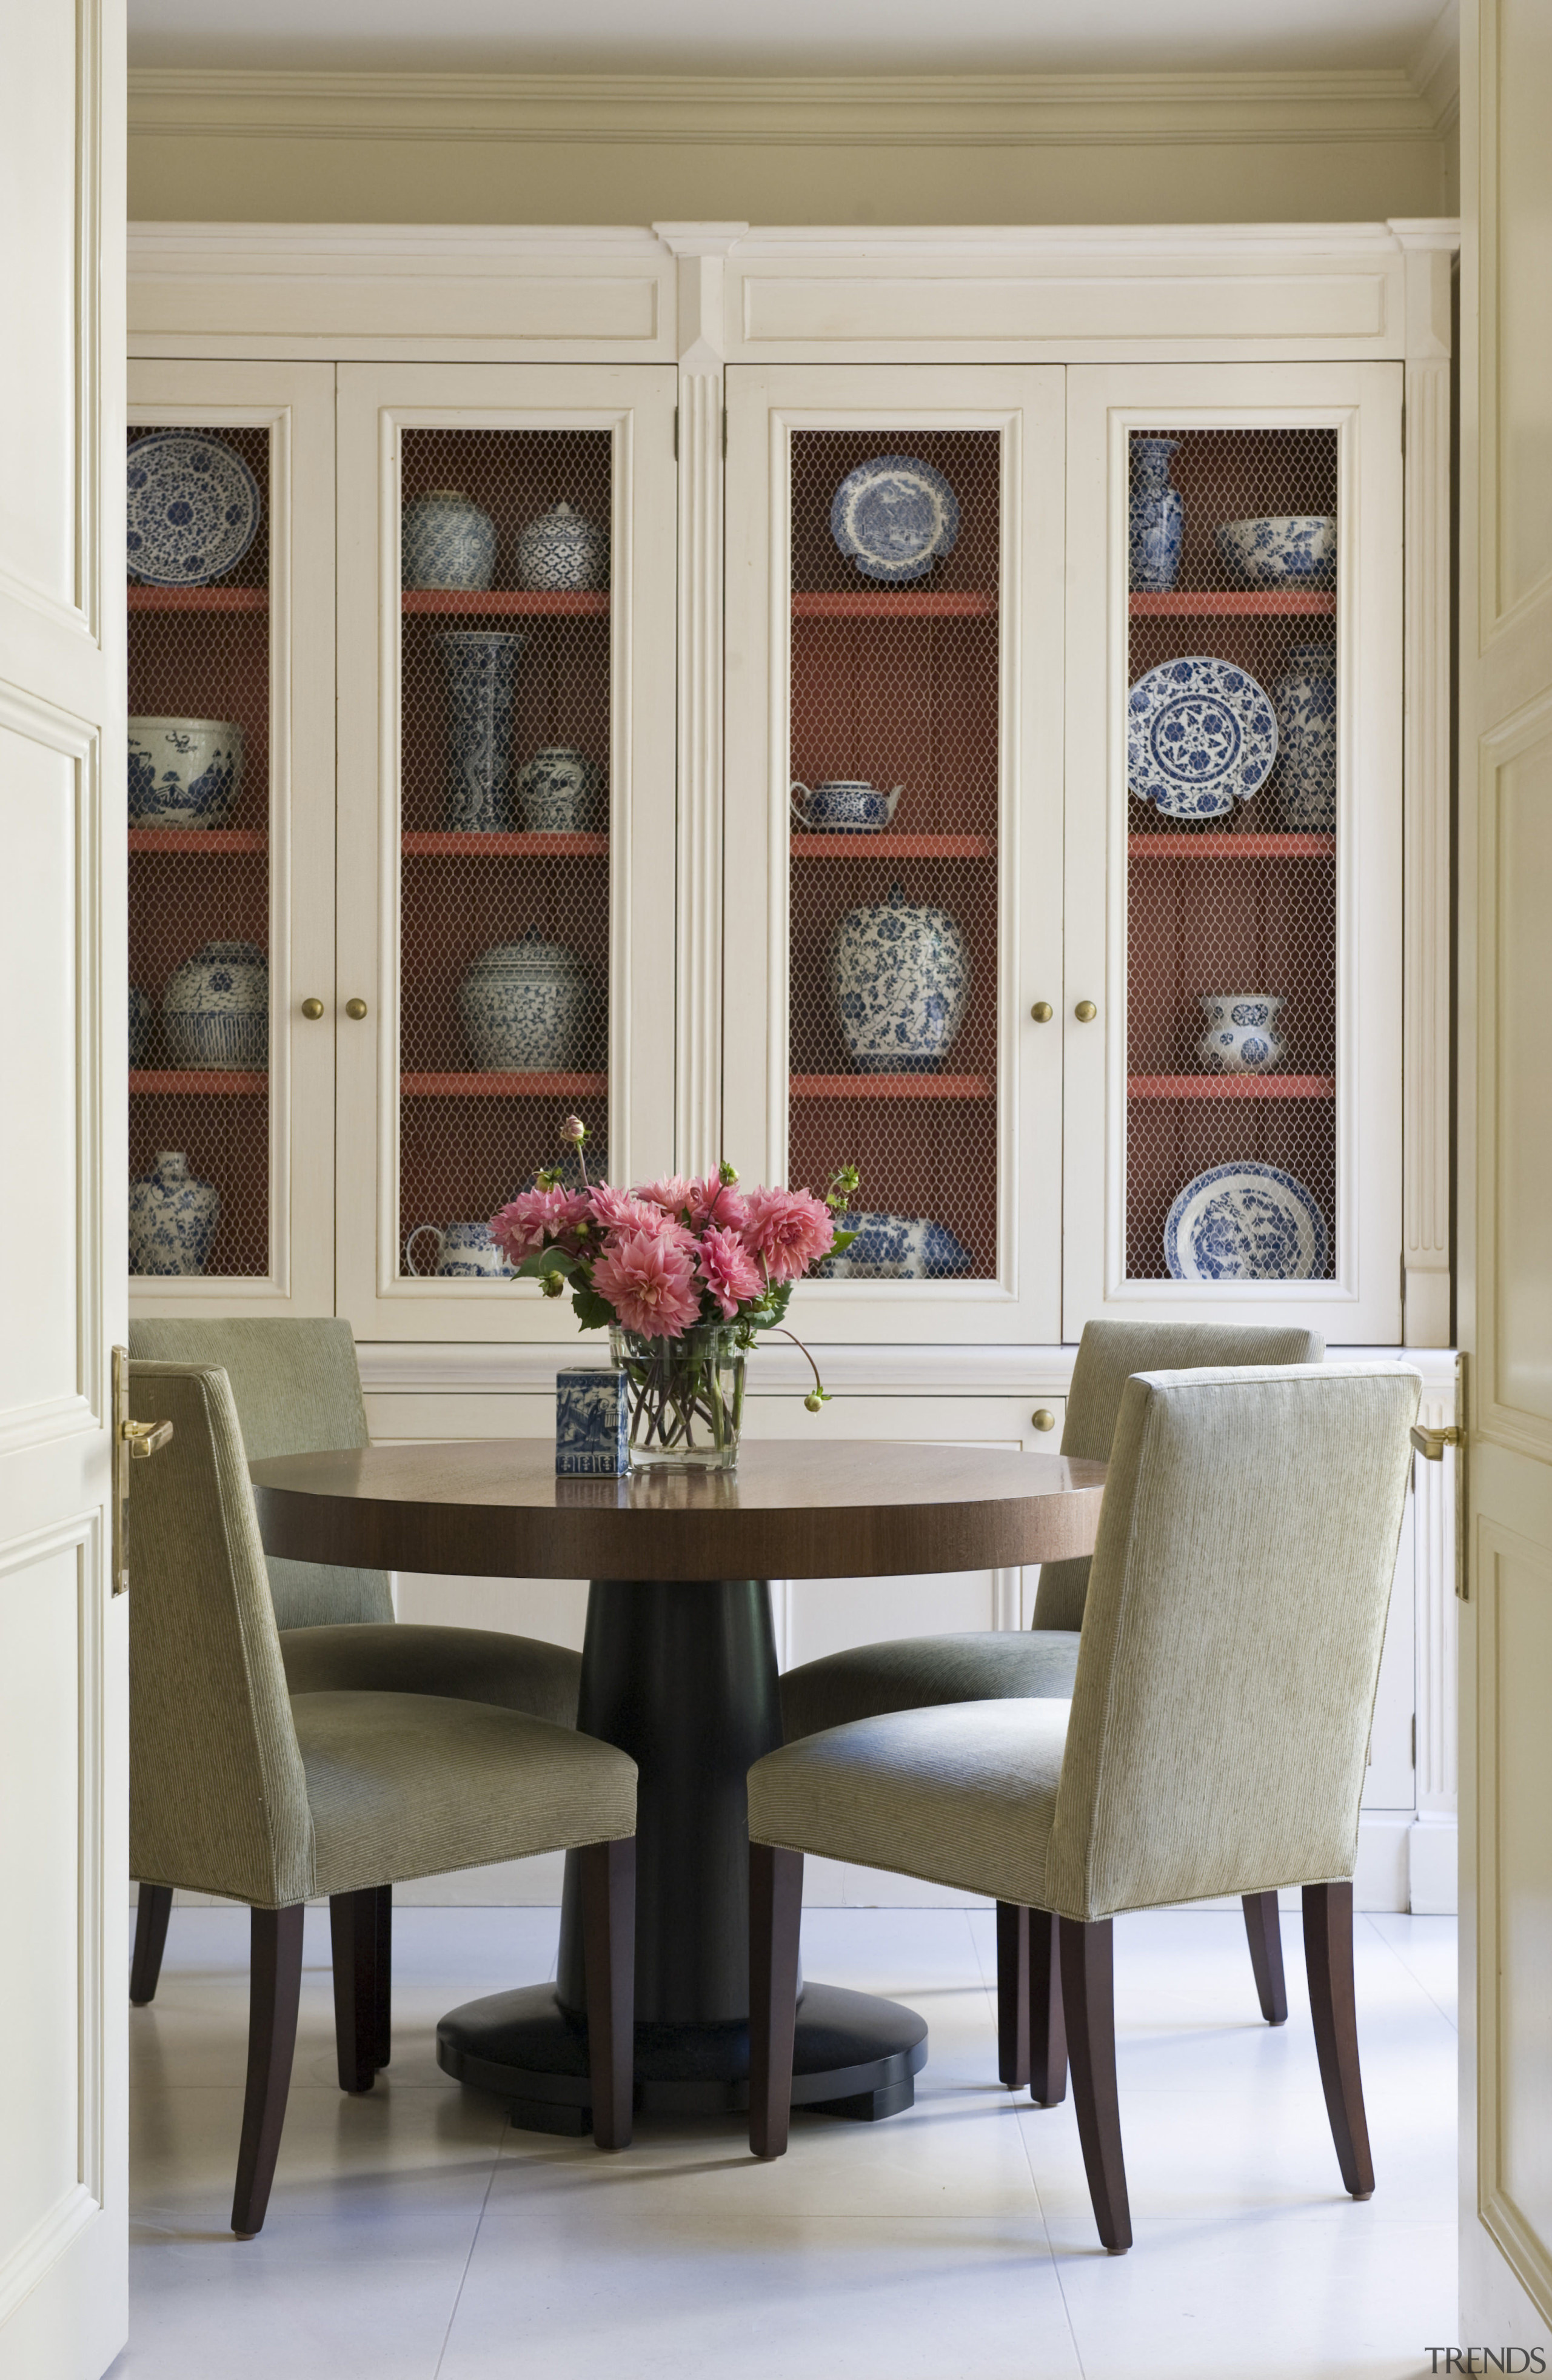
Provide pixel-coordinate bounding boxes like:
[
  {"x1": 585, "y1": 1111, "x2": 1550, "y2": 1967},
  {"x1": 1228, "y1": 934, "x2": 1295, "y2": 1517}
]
[
  {"x1": 1063, "y1": 361, "x2": 1404, "y2": 1339},
  {"x1": 334, "y1": 362, "x2": 677, "y2": 1342},
  {"x1": 127, "y1": 360, "x2": 337, "y2": 1317},
  {"x1": 723, "y1": 363, "x2": 1066, "y2": 1344}
]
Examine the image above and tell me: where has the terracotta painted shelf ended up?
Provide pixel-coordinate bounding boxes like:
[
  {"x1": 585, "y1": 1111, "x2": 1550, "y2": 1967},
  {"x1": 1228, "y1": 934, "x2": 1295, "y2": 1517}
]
[
  {"x1": 128, "y1": 829, "x2": 267, "y2": 853},
  {"x1": 791, "y1": 1073, "x2": 994, "y2": 1099},
  {"x1": 402, "y1": 832, "x2": 608, "y2": 857},
  {"x1": 130, "y1": 1070, "x2": 268, "y2": 1094},
  {"x1": 401, "y1": 1071, "x2": 608, "y2": 1096},
  {"x1": 1128, "y1": 1074, "x2": 1336, "y2": 1099},
  {"x1": 400, "y1": 591, "x2": 609, "y2": 615},
  {"x1": 791, "y1": 834, "x2": 994, "y2": 859},
  {"x1": 791, "y1": 592, "x2": 996, "y2": 618},
  {"x1": 127, "y1": 586, "x2": 268, "y2": 611},
  {"x1": 1128, "y1": 833, "x2": 1335, "y2": 859},
  {"x1": 1128, "y1": 591, "x2": 1336, "y2": 616}
]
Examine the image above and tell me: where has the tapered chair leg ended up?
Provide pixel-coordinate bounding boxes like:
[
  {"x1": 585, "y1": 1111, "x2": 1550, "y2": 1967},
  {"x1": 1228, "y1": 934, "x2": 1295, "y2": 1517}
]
[
  {"x1": 578, "y1": 1837, "x2": 636, "y2": 2150},
  {"x1": 995, "y1": 1902, "x2": 1030, "y2": 2089},
  {"x1": 372, "y1": 1883, "x2": 392, "y2": 2070},
  {"x1": 330, "y1": 1887, "x2": 381, "y2": 2094},
  {"x1": 129, "y1": 1882, "x2": 173, "y2": 2006},
  {"x1": 749, "y1": 1842, "x2": 804, "y2": 2160},
  {"x1": 1060, "y1": 1916, "x2": 1131, "y2": 2253},
  {"x1": 1303, "y1": 1881, "x2": 1374, "y2": 2199},
  {"x1": 1029, "y1": 1908, "x2": 1068, "y2": 2107},
  {"x1": 1242, "y1": 1891, "x2": 1289, "y2": 2025},
  {"x1": 232, "y1": 1903, "x2": 305, "y2": 2238}
]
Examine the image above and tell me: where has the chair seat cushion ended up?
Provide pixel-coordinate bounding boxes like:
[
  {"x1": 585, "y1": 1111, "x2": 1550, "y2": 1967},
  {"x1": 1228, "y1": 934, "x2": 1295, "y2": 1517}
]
[
  {"x1": 292, "y1": 1691, "x2": 634, "y2": 1897},
  {"x1": 780, "y1": 1629, "x2": 1080, "y2": 1743},
  {"x1": 749, "y1": 1699, "x2": 1070, "y2": 1910},
  {"x1": 279, "y1": 1623, "x2": 581, "y2": 1729}
]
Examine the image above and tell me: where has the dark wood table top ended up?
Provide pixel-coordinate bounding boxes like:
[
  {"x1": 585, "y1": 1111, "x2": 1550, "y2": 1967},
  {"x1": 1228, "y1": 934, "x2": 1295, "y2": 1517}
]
[{"x1": 250, "y1": 1438, "x2": 1107, "y2": 1583}]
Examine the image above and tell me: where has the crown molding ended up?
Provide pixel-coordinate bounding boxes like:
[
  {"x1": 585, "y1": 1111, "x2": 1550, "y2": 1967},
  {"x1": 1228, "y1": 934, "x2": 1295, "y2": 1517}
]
[
  {"x1": 1409, "y1": 0, "x2": 1460, "y2": 137},
  {"x1": 127, "y1": 64, "x2": 1452, "y2": 152}
]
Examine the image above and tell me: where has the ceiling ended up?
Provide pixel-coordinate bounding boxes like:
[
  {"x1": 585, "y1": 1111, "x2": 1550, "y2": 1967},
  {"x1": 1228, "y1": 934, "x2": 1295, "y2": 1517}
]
[{"x1": 127, "y1": 0, "x2": 1451, "y2": 81}]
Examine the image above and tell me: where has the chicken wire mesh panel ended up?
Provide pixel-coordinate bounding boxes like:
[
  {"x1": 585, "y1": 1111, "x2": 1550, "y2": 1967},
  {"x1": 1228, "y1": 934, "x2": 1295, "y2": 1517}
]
[
  {"x1": 397, "y1": 429, "x2": 612, "y2": 1278},
  {"x1": 788, "y1": 430, "x2": 1002, "y2": 1281},
  {"x1": 128, "y1": 421, "x2": 272, "y2": 1279},
  {"x1": 1126, "y1": 426, "x2": 1339, "y2": 1284}
]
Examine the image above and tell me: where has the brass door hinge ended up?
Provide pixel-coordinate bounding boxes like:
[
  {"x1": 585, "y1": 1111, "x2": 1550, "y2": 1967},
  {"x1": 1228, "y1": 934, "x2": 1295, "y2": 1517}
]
[{"x1": 112, "y1": 1344, "x2": 174, "y2": 1595}]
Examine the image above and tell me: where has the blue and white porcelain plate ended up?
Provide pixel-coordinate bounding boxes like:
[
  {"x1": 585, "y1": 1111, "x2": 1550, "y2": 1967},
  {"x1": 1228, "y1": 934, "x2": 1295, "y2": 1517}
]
[
  {"x1": 830, "y1": 455, "x2": 960, "y2": 582},
  {"x1": 1128, "y1": 656, "x2": 1279, "y2": 820},
  {"x1": 126, "y1": 434, "x2": 262, "y2": 586},
  {"x1": 1164, "y1": 1162, "x2": 1327, "y2": 1282}
]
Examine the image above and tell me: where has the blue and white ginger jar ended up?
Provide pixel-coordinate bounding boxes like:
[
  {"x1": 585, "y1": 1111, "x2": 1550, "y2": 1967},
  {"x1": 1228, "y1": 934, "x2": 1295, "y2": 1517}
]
[
  {"x1": 438, "y1": 631, "x2": 524, "y2": 833},
  {"x1": 1129, "y1": 438, "x2": 1183, "y2": 592},
  {"x1": 829, "y1": 884, "x2": 969, "y2": 1073},
  {"x1": 516, "y1": 502, "x2": 606, "y2": 592},
  {"x1": 820, "y1": 1210, "x2": 974, "y2": 1280},
  {"x1": 128, "y1": 717, "x2": 243, "y2": 827},
  {"x1": 458, "y1": 931, "x2": 600, "y2": 1071},
  {"x1": 1196, "y1": 994, "x2": 1288, "y2": 1076},
  {"x1": 129, "y1": 983, "x2": 154, "y2": 1068},
  {"x1": 517, "y1": 747, "x2": 603, "y2": 832},
  {"x1": 129, "y1": 1150, "x2": 219, "y2": 1275},
  {"x1": 1273, "y1": 644, "x2": 1337, "y2": 829},
  {"x1": 161, "y1": 940, "x2": 269, "y2": 1071},
  {"x1": 402, "y1": 489, "x2": 496, "y2": 591}
]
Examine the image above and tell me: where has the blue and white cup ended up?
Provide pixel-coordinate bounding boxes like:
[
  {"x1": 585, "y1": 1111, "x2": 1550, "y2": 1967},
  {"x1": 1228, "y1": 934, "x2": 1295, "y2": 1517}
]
[
  {"x1": 1196, "y1": 994, "x2": 1288, "y2": 1076},
  {"x1": 791, "y1": 780, "x2": 902, "y2": 834}
]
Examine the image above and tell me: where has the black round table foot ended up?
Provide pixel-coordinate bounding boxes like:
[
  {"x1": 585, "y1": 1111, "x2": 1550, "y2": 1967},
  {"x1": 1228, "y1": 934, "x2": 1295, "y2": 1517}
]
[{"x1": 436, "y1": 1980, "x2": 928, "y2": 2131}]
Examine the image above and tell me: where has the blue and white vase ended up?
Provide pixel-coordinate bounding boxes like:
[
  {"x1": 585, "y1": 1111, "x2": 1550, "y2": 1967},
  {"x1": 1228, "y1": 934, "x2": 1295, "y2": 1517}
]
[
  {"x1": 1129, "y1": 437, "x2": 1183, "y2": 592},
  {"x1": 438, "y1": 631, "x2": 524, "y2": 834},
  {"x1": 555, "y1": 1369, "x2": 629, "y2": 1477},
  {"x1": 129, "y1": 983, "x2": 154, "y2": 1068},
  {"x1": 401, "y1": 489, "x2": 496, "y2": 591},
  {"x1": 161, "y1": 940, "x2": 268, "y2": 1071},
  {"x1": 128, "y1": 717, "x2": 243, "y2": 827},
  {"x1": 1196, "y1": 994, "x2": 1288, "y2": 1076},
  {"x1": 516, "y1": 502, "x2": 606, "y2": 592},
  {"x1": 829, "y1": 884, "x2": 969, "y2": 1073},
  {"x1": 517, "y1": 747, "x2": 603, "y2": 832},
  {"x1": 129, "y1": 1150, "x2": 219, "y2": 1276},
  {"x1": 1273, "y1": 644, "x2": 1338, "y2": 829},
  {"x1": 458, "y1": 931, "x2": 600, "y2": 1071}
]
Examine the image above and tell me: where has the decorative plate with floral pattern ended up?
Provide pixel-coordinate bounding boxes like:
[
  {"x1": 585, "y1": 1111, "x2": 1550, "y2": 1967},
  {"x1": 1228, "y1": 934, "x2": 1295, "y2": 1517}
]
[
  {"x1": 1164, "y1": 1162, "x2": 1327, "y2": 1282},
  {"x1": 126, "y1": 432, "x2": 261, "y2": 586},
  {"x1": 829, "y1": 454, "x2": 960, "y2": 582},
  {"x1": 1127, "y1": 655, "x2": 1279, "y2": 820}
]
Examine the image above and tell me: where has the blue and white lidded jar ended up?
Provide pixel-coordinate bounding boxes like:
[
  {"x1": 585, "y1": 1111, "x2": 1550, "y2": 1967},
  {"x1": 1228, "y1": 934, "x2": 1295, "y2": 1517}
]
[
  {"x1": 458, "y1": 931, "x2": 600, "y2": 1071},
  {"x1": 129, "y1": 1151, "x2": 220, "y2": 1276},
  {"x1": 516, "y1": 747, "x2": 603, "y2": 832},
  {"x1": 1129, "y1": 438, "x2": 1184, "y2": 592},
  {"x1": 161, "y1": 940, "x2": 269, "y2": 1071},
  {"x1": 1273, "y1": 643, "x2": 1338, "y2": 830},
  {"x1": 555, "y1": 1369, "x2": 629, "y2": 1477},
  {"x1": 438, "y1": 631, "x2": 524, "y2": 834},
  {"x1": 1196, "y1": 994, "x2": 1288, "y2": 1076},
  {"x1": 516, "y1": 502, "x2": 607, "y2": 592},
  {"x1": 128, "y1": 717, "x2": 244, "y2": 827},
  {"x1": 829, "y1": 884, "x2": 970, "y2": 1073},
  {"x1": 401, "y1": 489, "x2": 497, "y2": 591},
  {"x1": 129, "y1": 983, "x2": 155, "y2": 1068}
]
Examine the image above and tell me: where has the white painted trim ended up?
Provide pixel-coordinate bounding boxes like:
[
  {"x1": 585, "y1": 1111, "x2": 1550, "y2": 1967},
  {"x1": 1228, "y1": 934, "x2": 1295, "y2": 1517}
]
[
  {"x1": 1403, "y1": 352, "x2": 1454, "y2": 1344},
  {"x1": 1408, "y1": 0, "x2": 1461, "y2": 139}
]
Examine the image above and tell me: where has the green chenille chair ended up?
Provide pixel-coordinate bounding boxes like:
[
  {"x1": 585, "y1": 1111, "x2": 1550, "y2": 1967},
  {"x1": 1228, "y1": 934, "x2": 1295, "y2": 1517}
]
[
  {"x1": 126, "y1": 1318, "x2": 584, "y2": 2010},
  {"x1": 128, "y1": 1362, "x2": 638, "y2": 2234},
  {"x1": 777, "y1": 1319, "x2": 1325, "y2": 2085},
  {"x1": 747, "y1": 1363, "x2": 1419, "y2": 2251}
]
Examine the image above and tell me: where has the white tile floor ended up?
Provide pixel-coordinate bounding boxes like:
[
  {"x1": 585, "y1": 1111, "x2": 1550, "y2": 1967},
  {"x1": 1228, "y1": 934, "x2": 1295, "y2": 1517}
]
[{"x1": 115, "y1": 1903, "x2": 1458, "y2": 2380}]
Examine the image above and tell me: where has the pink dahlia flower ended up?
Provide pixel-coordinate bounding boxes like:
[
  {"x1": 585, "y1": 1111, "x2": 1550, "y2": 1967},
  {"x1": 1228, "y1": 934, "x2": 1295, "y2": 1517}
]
[
  {"x1": 635, "y1": 1175, "x2": 695, "y2": 1218},
  {"x1": 697, "y1": 1224, "x2": 764, "y2": 1319},
  {"x1": 490, "y1": 1186, "x2": 591, "y2": 1260},
  {"x1": 591, "y1": 1227, "x2": 703, "y2": 1339},
  {"x1": 741, "y1": 1185, "x2": 835, "y2": 1284},
  {"x1": 589, "y1": 1185, "x2": 670, "y2": 1240},
  {"x1": 687, "y1": 1174, "x2": 749, "y2": 1233}
]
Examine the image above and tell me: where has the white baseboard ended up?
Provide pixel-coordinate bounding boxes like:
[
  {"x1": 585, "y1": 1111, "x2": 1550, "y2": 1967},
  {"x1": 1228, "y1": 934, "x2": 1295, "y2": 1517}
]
[{"x1": 1408, "y1": 1812, "x2": 1459, "y2": 1913}]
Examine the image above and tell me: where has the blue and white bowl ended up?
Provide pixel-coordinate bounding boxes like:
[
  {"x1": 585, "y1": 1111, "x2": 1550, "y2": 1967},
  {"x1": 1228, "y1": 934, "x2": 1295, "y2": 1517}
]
[
  {"x1": 829, "y1": 885, "x2": 969, "y2": 1073},
  {"x1": 128, "y1": 717, "x2": 243, "y2": 828},
  {"x1": 1196, "y1": 993, "x2": 1288, "y2": 1076},
  {"x1": 791, "y1": 780, "x2": 902, "y2": 834},
  {"x1": 517, "y1": 748, "x2": 603, "y2": 833},
  {"x1": 129, "y1": 1150, "x2": 219, "y2": 1276},
  {"x1": 161, "y1": 940, "x2": 269, "y2": 1071},
  {"x1": 402, "y1": 489, "x2": 497, "y2": 591},
  {"x1": 517, "y1": 503, "x2": 607, "y2": 592},
  {"x1": 1215, "y1": 515, "x2": 1337, "y2": 585},
  {"x1": 820, "y1": 1210, "x2": 975, "y2": 1281},
  {"x1": 458, "y1": 932, "x2": 600, "y2": 1072}
]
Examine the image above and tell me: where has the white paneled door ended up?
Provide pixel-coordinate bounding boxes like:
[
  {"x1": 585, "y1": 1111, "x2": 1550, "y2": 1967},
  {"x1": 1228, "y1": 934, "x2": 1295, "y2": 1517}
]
[{"x1": 0, "y1": 0, "x2": 127, "y2": 2374}]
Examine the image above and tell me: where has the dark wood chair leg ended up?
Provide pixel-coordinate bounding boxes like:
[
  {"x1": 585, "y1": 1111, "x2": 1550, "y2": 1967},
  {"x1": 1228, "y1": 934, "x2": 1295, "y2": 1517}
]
[
  {"x1": 1303, "y1": 1881, "x2": 1374, "y2": 2199},
  {"x1": 232, "y1": 1904, "x2": 304, "y2": 2238},
  {"x1": 749, "y1": 1842, "x2": 803, "y2": 2160},
  {"x1": 1029, "y1": 1908, "x2": 1068, "y2": 2107},
  {"x1": 329, "y1": 1887, "x2": 380, "y2": 2094},
  {"x1": 578, "y1": 1837, "x2": 636, "y2": 2150},
  {"x1": 995, "y1": 1902, "x2": 1030, "y2": 2088},
  {"x1": 1060, "y1": 1916, "x2": 1131, "y2": 2253},
  {"x1": 1242, "y1": 1891, "x2": 1289, "y2": 2024},
  {"x1": 129, "y1": 1882, "x2": 173, "y2": 2006},
  {"x1": 372, "y1": 1883, "x2": 393, "y2": 2069}
]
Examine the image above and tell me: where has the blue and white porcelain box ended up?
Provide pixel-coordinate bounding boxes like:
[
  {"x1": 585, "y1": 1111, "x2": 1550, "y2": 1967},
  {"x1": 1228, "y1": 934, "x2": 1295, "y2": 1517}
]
[{"x1": 556, "y1": 1368, "x2": 629, "y2": 1476}]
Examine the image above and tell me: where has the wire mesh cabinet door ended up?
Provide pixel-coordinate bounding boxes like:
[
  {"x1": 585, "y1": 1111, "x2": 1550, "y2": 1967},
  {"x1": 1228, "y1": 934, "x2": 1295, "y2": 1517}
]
[
  {"x1": 1063, "y1": 363, "x2": 1403, "y2": 1339},
  {"x1": 127, "y1": 362, "x2": 336, "y2": 1315},
  {"x1": 335, "y1": 364, "x2": 677, "y2": 1342},
  {"x1": 724, "y1": 366, "x2": 1066, "y2": 1344}
]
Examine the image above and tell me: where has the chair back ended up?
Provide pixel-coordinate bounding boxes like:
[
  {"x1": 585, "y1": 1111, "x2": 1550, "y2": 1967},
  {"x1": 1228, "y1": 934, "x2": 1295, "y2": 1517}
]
[
  {"x1": 1043, "y1": 1363, "x2": 1419, "y2": 1923},
  {"x1": 1034, "y1": 1320, "x2": 1326, "y2": 1631},
  {"x1": 128, "y1": 1361, "x2": 315, "y2": 1906},
  {"x1": 127, "y1": 1317, "x2": 392, "y2": 1630}
]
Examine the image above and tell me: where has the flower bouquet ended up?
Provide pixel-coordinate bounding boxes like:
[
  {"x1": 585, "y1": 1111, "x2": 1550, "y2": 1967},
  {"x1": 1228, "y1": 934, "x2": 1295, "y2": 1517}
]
[{"x1": 490, "y1": 1122, "x2": 858, "y2": 1472}]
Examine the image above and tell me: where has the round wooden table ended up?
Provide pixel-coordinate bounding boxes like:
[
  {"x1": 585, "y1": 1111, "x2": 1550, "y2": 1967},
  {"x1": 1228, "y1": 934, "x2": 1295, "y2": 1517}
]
[{"x1": 252, "y1": 1438, "x2": 1106, "y2": 2133}]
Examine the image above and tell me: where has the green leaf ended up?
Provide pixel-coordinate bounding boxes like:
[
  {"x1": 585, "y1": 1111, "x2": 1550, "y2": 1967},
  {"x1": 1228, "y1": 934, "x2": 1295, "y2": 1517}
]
[
  {"x1": 513, "y1": 1247, "x2": 576, "y2": 1282},
  {"x1": 742, "y1": 1281, "x2": 795, "y2": 1330},
  {"x1": 570, "y1": 1283, "x2": 616, "y2": 1332},
  {"x1": 828, "y1": 1230, "x2": 858, "y2": 1258}
]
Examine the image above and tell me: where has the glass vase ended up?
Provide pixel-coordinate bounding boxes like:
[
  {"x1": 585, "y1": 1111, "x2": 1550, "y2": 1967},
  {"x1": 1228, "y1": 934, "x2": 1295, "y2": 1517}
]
[{"x1": 609, "y1": 1326, "x2": 746, "y2": 1473}]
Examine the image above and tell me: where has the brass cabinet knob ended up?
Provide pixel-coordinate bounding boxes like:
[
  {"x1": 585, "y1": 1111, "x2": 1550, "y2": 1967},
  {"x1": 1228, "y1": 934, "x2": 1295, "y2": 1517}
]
[
  {"x1": 301, "y1": 997, "x2": 325, "y2": 1020},
  {"x1": 1074, "y1": 1000, "x2": 1098, "y2": 1022},
  {"x1": 1029, "y1": 1001, "x2": 1054, "y2": 1023},
  {"x1": 346, "y1": 998, "x2": 369, "y2": 1021},
  {"x1": 1032, "y1": 1408, "x2": 1056, "y2": 1432}
]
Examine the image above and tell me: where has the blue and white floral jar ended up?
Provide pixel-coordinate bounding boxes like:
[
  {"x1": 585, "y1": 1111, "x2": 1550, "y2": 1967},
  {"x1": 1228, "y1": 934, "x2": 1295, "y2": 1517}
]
[
  {"x1": 401, "y1": 489, "x2": 497, "y2": 591},
  {"x1": 458, "y1": 931, "x2": 600, "y2": 1071},
  {"x1": 1196, "y1": 994, "x2": 1288, "y2": 1076},
  {"x1": 1129, "y1": 438, "x2": 1183, "y2": 592},
  {"x1": 1273, "y1": 644, "x2": 1338, "y2": 828},
  {"x1": 161, "y1": 940, "x2": 269, "y2": 1071},
  {"x1": 129, "y1": 1150, "x2": 219, "y2": 1275},
  {"x1": 128, "y1": 717, "x2": 243, "y2": 827},
  {"x1": 516, "y1": 747, "x2": 603, "y2": 832},
  {"x1": 516, "y1": 502, "x2": 606, "y2": 592},
  {"x1": 439, "y1": 631, "x2": 524, "y2": 833},
  {"x1": 829, "y1": 885, "x2": 969, "y2": 1073}
]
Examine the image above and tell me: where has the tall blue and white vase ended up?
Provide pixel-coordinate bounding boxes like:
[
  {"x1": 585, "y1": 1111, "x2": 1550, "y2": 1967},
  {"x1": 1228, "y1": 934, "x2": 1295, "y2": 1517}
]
[
  {"x1": 1273, "y1": 643, "x2": 1338, "y2": 828},
  {"x1": 438, "y1": 631, "x2": 524, "y2": 834},
  {"x1": 129, "y1": 1150, "x2": 219, "y2": 1275},
  {"x1": 829, "y1": 884, "x2": 970, "y2": 1073},
  {"x1": 1129, "y1": 437, "x2": 1183, "y2": 592}
]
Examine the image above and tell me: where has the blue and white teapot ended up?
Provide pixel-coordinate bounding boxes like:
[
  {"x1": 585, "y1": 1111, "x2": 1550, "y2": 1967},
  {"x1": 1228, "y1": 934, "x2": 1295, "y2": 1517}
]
[{"x1": 791, "y1": 780, "x2": 902, "y2": 834}]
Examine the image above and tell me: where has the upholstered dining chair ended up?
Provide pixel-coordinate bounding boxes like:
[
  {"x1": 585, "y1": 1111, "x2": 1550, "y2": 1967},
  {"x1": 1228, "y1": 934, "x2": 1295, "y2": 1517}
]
[
  {"x1": 777, "y1": 1319, "x2": 1325, "y2": 2085},
  {"x1": 746, "y1": 1362, "x2": 1419, "y2": 2252},
  {"x1": 129, "y1": 1359, "x2": 637, "y2": 2234},
  {"x1": 127, "y1": 1316, "x2": 583, "y2": 2010}
]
